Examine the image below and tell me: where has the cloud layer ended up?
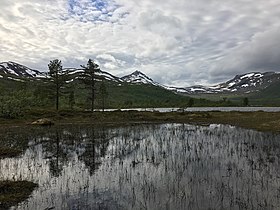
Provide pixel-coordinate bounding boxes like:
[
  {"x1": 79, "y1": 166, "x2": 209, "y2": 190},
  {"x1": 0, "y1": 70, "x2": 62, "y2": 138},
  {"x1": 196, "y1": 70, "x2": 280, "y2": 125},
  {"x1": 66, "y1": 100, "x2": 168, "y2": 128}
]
[{"x1": 1, "y1": 0, "x2": 280, "y2": 86}]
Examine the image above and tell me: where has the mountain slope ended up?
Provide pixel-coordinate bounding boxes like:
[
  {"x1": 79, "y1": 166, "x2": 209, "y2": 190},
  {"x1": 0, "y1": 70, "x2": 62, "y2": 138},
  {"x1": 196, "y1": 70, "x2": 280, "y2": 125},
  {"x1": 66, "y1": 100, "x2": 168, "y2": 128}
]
[
  {"x1": 0, "y1": 61, "x2": 46, "y2": 79},
  {"x1": 248, "y1": 79, "x2": 280, "y2": 105},
  {"x1": 1, "y1": 61, "x2": 280, "y2": 94},
  {"x1": 0, "y1": 62, "x2": 123, "y2": 84},
  {"x1": 64, "y1": 68, "x2": 123, "y2": 83},
  {"x1": 106, "y1": 82, "x2": 194, "y2": 108},
  {"x1": 170, "y1": 72, "x2": 280, "y2": 94},
  {"x1": 0, "y1": 61, "x2": 200, "y2": 109},
  {"x1": 121, "y1": 70, "x2": 160, "y2": 86},
  {"x1": 215, "y1": 72, "x2": 280, "y2": 93}
]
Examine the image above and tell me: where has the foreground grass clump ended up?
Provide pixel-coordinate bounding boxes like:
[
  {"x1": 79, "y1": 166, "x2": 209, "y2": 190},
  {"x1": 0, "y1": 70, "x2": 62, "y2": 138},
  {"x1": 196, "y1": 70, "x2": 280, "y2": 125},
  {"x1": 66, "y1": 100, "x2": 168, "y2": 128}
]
[
  {"x1": 0, "y1": 181, "x2": 38, "y2": 209},
  {"x1": 0, "y1": 147, "x2": 22, "y2": 159}
]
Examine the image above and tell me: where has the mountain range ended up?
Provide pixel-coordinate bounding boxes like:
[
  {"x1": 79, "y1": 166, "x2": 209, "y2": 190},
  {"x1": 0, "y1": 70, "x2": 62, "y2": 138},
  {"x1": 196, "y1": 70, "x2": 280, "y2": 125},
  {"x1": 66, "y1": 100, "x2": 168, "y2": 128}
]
[{"x1": 1, "y1": 61, "x2": 280, "y2": 96}]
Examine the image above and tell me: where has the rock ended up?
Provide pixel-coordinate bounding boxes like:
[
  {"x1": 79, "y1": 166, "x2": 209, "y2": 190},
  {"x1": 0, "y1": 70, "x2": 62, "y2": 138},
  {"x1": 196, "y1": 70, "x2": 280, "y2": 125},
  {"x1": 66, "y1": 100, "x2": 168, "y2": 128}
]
[{"x1": 31, "y1": 118, "x2": 54, "y2": 126}]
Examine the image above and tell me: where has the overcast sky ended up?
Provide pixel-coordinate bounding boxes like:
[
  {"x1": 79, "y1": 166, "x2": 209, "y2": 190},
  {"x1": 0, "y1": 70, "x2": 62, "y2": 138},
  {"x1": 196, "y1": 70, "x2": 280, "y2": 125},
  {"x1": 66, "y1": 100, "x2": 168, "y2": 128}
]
[{"x1": 1, "y1": 0, "x2": 280, "y2": 86}]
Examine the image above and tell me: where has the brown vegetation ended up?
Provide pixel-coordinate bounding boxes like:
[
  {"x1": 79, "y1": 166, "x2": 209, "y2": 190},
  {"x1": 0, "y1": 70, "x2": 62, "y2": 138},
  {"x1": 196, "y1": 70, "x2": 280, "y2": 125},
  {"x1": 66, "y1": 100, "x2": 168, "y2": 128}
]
[
  {"x1": 0, "y1": 110, "x2": 279, "y2": 133},
  {"x1": 0, "y1": 147, "x2": 22, "y2": 159},
  {"x1": 0, "y1": 181, "x2": 38, "y2": 209}
]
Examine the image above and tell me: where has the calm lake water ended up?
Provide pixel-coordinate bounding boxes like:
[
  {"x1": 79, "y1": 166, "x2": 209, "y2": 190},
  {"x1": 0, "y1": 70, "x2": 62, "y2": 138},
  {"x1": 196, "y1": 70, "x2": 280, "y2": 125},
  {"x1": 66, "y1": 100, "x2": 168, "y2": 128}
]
[
  {"x1": 101, "y1": 107, "x2": 280, "y2": 112},
  {"x1": 1, "y1": 124, "x2": 280, "y2": 209}
]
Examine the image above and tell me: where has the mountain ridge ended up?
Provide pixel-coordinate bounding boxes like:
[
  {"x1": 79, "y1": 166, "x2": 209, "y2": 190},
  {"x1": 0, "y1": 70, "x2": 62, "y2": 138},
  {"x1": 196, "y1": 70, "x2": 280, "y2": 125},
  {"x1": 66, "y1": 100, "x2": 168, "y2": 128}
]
[
  {"x1": 1, "y1": 61, "x2": 280, "y2": 95},
  {"x1": 0, "y1": 61, "x2": 46, "y2": 79}
]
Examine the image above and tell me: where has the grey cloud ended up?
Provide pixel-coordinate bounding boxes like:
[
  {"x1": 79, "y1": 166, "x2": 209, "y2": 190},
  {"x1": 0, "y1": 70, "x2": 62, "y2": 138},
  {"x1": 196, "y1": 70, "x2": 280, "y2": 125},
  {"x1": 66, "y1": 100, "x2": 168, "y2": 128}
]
[
  {"x1": 1, "y1": 0, "x2": 280, "y2": 86},
  {"x1": 0, "y1": 23, "x2": 11, "y2": 33},
  {"x1": 139, "y1": 10, "x2": 182, "y2": 35},
  {"x1": 210, "y1": 28, "x2": 280, "y2": 78}
]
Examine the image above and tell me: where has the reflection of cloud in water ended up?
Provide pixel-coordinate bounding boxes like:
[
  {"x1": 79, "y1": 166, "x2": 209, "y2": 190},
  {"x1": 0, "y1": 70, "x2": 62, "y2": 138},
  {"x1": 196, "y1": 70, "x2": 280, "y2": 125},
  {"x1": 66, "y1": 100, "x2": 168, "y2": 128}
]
[{"x1": 0, "y1": 124, "x2": 280, "y2": 209}]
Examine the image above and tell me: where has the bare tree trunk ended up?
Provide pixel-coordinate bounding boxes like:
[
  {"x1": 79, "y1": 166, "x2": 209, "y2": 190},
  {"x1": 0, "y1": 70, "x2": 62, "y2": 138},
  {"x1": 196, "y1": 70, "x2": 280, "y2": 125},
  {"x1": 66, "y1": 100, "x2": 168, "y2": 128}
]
[
  {"x1": 91, "y1": 76, "x2": 94, "y2": 112},
  {"x1": 56, "y1": 73, "x2": 59, "y2": 111}
]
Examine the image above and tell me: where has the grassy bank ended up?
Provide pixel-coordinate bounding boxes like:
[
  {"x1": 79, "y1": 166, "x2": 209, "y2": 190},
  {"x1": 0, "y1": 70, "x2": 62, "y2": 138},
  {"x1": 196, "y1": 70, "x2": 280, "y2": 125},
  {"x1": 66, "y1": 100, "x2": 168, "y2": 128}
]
[
  {"x1": 0, "y1": 181, "x2": 38, "y2": 209},
  {"x1": 0, "y1": 147, "x2": 22, "y2": 159},
  {"x1": 1, "y1": 110, "x2": 280, "y2": 133}
]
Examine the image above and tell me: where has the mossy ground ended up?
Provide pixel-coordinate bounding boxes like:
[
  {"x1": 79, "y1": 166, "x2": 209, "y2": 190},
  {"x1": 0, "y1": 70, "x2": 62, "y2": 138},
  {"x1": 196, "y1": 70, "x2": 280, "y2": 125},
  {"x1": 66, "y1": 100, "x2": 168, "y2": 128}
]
[
  {"x1": 50, "y1": 110, "x2": 280, "y2": 133},
  {"x1": 1, "y1": 109, "x2": 280, "y2": 133},
  {"x1": 0, "y1": 181, "x2": 38, "y2": 209},
  {"x1": 0, "y1": 147, "x2": 22, "y2": 159}
]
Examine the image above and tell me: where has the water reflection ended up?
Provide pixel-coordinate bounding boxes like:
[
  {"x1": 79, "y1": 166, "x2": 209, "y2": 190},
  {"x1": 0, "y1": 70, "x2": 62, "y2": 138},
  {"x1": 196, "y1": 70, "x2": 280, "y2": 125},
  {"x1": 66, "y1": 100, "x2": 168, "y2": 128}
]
[{"x1": 1, "y1": 124, "x2": 280, "y2": 209}]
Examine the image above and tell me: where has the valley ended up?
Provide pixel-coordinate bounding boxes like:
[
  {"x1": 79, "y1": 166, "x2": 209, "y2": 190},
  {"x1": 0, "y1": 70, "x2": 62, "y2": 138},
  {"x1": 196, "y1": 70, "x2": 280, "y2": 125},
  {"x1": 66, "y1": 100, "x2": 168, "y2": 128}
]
[{"x1": 1, "y1": 61, "x2": 280, "y2": 111}]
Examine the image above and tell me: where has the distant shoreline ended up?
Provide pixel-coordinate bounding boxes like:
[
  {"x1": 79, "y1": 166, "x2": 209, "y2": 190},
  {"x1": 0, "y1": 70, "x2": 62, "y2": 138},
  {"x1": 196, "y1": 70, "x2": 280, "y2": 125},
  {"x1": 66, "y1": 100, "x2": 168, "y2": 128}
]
[{"x1": 94, "y1": 107, "x2": 280, "y2": 112}]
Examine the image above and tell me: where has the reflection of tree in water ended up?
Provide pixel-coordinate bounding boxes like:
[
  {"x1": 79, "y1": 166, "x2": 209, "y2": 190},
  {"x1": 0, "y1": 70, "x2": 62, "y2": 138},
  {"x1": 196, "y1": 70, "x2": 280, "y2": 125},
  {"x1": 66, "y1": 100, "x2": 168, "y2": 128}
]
[
  {"x1": 39, "y1": 129, "x2": 69, "y2": 177},
  {"x1": 78, "y1": 127, "x2": 110, "y2": 175},
  {"x1": 3, "y1": 124, "x2": 280, "y2": 209},
  {"x1": 77, "y1": 125, "x2": 151, "y2": 175},
  {"x1": 39, "y1": 125, "x2": 114, "y2": 176},
  {"x1": 48, "y1": 131, "x2": 65, "y2": 177}
]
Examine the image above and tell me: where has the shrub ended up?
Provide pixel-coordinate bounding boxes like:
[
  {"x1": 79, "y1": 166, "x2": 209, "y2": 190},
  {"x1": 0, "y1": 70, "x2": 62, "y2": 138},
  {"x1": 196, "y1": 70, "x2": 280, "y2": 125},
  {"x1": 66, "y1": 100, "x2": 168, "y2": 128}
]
[{"x1": 0, "y1": 91, "x2": 33, "y2": 119}]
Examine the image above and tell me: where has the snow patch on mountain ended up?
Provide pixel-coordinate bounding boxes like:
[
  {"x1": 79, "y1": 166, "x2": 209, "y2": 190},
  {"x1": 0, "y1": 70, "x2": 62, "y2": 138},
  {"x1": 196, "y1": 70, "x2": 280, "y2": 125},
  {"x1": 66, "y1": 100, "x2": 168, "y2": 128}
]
[
  {"x1": 96, "y1": 70, "x2": 123, "y2": 82},
  {"x1": 1, "y1": 61, "x2": 280, "y2": 95},
  {"x1": 64, "y1": 67, "x2": 123, "y2": 82},
  {"x1": 121, "y1": 71, "x2": 160, "y2": 86},
  {"x1": 118, "y1": 70, "x2": 280, "y2": 95},
  {"x1": 240, "y1": 73, "x2": 255, "y2": 79},
  {"x1": 0, "y1": 61, "x2": 46, "y2": 78},
  {"x1": 7, "y1": 77, "x2": 24, "y2": 82},
  {"x1": 168, "y1": 72, "x2": 280, "y2": 94}
]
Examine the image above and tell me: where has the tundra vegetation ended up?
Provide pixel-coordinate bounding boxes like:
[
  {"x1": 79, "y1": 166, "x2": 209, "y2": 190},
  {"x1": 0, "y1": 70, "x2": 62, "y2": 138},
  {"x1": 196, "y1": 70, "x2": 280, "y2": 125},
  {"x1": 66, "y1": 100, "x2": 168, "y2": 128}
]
[{"x1": 0, "y1": 181, "x2": 38, "y2": 209}]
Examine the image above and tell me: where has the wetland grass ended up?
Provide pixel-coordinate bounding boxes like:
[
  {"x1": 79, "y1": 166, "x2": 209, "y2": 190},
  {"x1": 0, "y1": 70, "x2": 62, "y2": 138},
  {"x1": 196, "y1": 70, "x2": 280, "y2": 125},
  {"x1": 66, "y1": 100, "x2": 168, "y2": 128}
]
[
  {"x1": 0, "y1": 147, "x2": 22, "y2": 159},
  {"x1": 1, "y1": 110, "x2": 280, "y2": 133},
  {"x1": 0, "y1": 180, "x2": 38, "y2": 209}
]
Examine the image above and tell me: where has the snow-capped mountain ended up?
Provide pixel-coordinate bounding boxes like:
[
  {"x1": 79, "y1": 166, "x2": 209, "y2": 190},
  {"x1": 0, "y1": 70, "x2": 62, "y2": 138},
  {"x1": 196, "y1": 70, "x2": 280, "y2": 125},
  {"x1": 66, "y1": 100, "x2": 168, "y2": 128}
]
[
  {"x1": 1, "y1": 61, "x2": 280, "y2": 95},
  {"x1": 121, "y1": 70, "x2": 159, "y2": 86},
  {"x1": 64, "y1": 68, "x2": 123, "y2": 83},
  {"x1": 0, "y1": 61, "x2": 46, "y2": 79},
  {"x1": 0, "y1": 62, "x2": 122, "y2": 83},
  {"x1": 120, "y1": 70, "x2": 280, "y2": 94},
  {"x1": 169, "y1": 72, "x2": 280, "y2": 94},
  {"x1": 216, "y1": 72, "x2": 280, "y2": 93}
]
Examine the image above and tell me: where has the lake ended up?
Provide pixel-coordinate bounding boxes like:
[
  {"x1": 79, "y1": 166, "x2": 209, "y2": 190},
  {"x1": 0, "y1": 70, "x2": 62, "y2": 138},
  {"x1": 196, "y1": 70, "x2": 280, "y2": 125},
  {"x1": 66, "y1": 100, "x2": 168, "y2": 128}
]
[
  {"x1": 1, "y1": 124, "x2": 280, "y2": 209},
  {"x1": 100, "y1": 107, "x2": 280, "y2": 112}
]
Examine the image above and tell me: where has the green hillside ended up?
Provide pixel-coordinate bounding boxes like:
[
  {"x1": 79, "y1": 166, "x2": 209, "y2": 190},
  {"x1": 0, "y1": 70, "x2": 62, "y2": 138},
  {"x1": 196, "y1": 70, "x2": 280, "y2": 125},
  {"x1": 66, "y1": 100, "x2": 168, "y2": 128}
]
[
  {"x1": 106, "y1": 83, "x2": 192, "y2": 108},
  {"x1": 249, "y1": 80, "x2": 280, "y2": 106},
  {"x1": 58, "y1": 81, "x2": 214, "y2": 109},
  {"x1": 189, "y1": 80, "x2": 280, "y2": 107},
  {"x1": 0, "y1": 78, "x2": 212, "y2": 116}
]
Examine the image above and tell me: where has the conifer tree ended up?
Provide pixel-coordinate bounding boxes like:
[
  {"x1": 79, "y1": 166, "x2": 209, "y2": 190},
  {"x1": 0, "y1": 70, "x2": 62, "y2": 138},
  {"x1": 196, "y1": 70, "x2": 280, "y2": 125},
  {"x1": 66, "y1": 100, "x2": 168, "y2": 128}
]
[
  {"x1": 81, "y1": 59, "x2": 100, "y2": 112},
  {"x1": 243, "y1": 97, "x2": 249, "y2": 106},
  {"x1": 48, "y1": 59, "x2": 64, "y2": 110}
]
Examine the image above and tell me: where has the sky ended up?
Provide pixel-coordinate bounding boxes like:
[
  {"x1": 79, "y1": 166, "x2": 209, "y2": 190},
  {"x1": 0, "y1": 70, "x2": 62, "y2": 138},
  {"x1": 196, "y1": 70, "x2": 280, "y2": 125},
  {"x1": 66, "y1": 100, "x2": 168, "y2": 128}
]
[{"x1": 1, "y1": 0, "x2": 280, "y2": 87}]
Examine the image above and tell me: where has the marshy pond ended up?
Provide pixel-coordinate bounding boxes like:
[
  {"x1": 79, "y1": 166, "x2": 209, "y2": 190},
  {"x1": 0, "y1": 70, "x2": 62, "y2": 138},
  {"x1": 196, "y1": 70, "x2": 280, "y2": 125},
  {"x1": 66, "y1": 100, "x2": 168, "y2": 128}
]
[{"x1": 1, "y1": 124, "x2": 280, "y2": 209}]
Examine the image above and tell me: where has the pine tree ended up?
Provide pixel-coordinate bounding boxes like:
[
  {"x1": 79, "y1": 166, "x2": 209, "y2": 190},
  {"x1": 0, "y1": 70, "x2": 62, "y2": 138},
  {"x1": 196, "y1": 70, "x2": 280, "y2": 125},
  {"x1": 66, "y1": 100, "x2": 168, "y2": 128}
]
[
  {"x1": 243, "y1": 97, "x2": 249, "y2": 106},
  {"x1": 81, "y1": 59, "x2": 100, "y2": 112},
  {"x1": 48, "y1": 59, "x2": 65, "y2": 110}
]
